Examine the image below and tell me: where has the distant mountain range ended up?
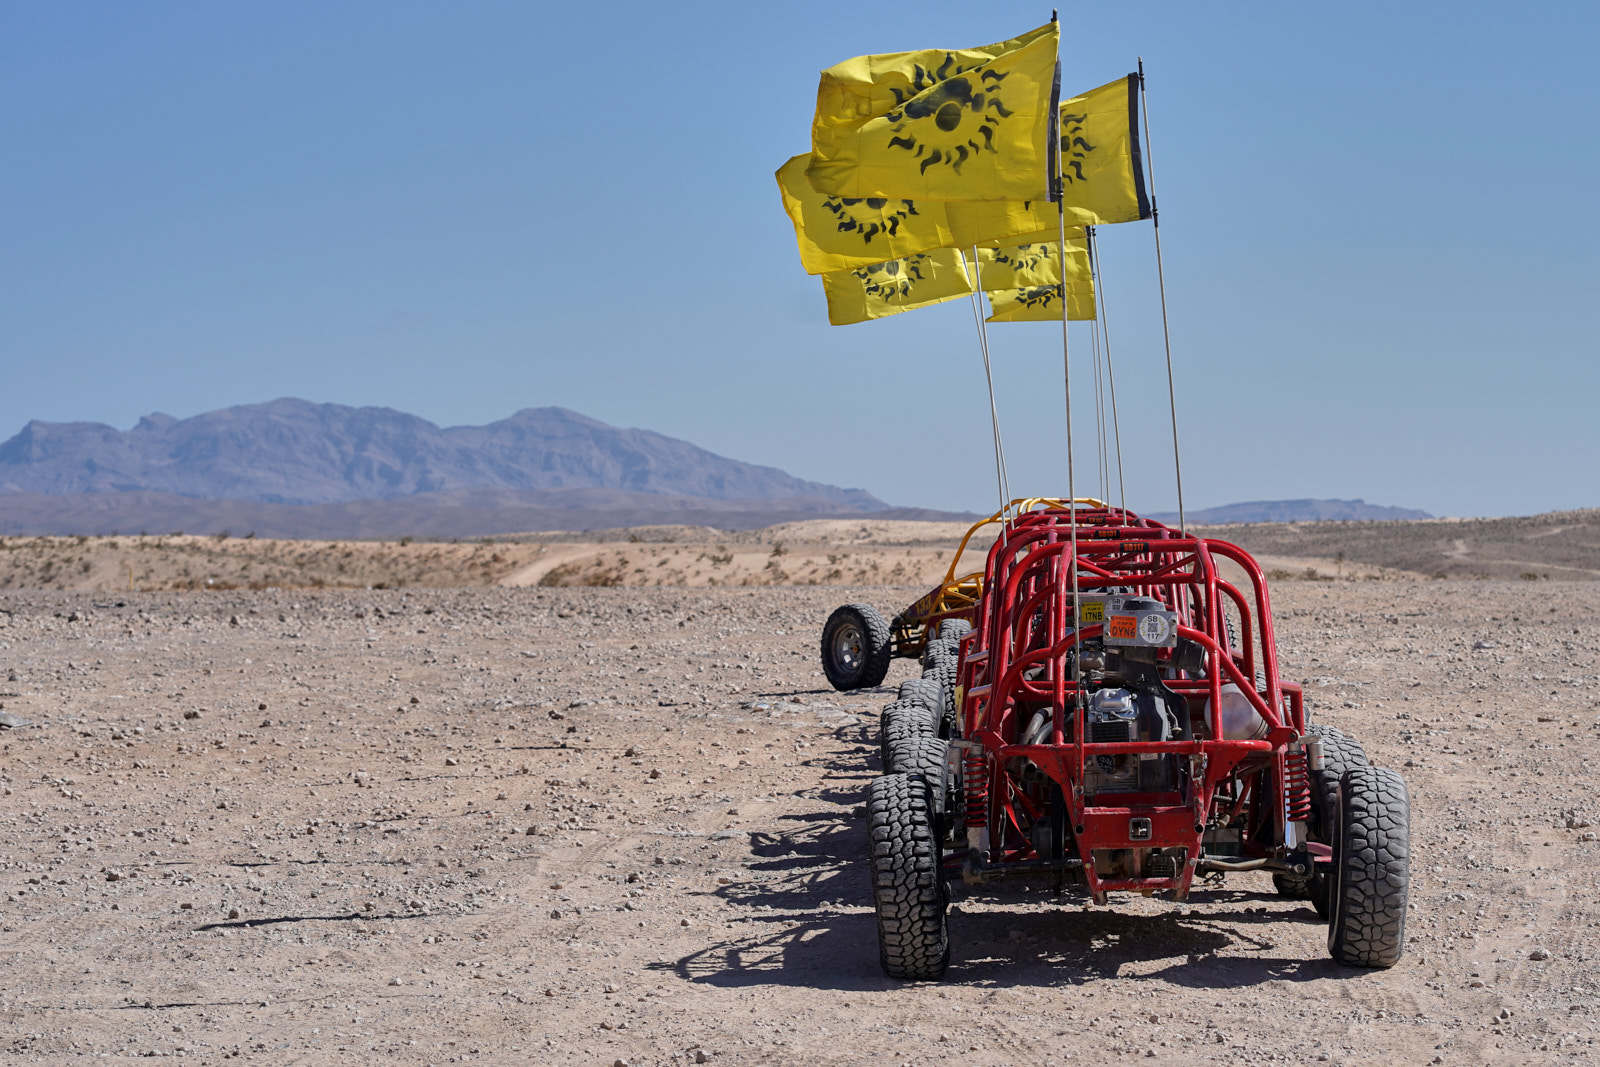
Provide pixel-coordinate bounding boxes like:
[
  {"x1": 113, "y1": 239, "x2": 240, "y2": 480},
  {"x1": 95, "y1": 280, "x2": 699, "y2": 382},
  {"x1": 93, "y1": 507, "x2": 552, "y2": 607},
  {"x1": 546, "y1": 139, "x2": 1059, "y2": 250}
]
[
  {"x1": 1152, "y1": 498, "x2": 1433, "y2": 524},
  {"x1": 0, "y1": 399, "x2": 922, "y2": 536},
  {"x1": 0, "y1": 398, "x2": 883, "y2": 508},
  {"x1": 0, "y1": 400, "x2": 1435, "y2": 537}
]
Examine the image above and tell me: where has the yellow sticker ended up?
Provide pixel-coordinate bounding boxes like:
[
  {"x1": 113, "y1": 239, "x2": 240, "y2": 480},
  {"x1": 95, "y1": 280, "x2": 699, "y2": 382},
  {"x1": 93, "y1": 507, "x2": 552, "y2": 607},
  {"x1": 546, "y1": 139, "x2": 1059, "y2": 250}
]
[{"x1": 1079, "y1": 600, "x2": 1105, "y2": 624}]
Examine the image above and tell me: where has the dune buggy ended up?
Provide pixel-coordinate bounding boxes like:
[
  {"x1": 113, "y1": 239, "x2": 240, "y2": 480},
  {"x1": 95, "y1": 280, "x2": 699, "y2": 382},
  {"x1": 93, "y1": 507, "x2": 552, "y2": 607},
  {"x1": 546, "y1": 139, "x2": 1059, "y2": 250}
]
[{"x1": 832, "y1": 500, "x2": 1411, "y2": 978}]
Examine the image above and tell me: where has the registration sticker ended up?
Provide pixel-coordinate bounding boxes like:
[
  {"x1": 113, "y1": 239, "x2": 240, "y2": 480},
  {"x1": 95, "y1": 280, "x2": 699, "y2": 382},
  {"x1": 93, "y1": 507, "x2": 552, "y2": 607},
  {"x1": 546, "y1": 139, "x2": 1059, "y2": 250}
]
[
  {"x1": 1108, "y1": 615, "x2": 1138, "y2": 640},
  {"x1": 1079, "y1": 600, "x2": 1105, "y2": 624},
  {"x1": 1138, "y1": 613, "x2": 1172, "y2": 644}
]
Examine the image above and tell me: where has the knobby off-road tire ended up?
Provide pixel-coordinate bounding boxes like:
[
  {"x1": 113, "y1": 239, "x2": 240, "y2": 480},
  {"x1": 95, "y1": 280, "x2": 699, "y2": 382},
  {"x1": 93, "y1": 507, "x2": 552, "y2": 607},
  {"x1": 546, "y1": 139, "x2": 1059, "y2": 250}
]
[
  {"x1": 880, "y1": 701, "x2": 937, "y2": 771},
  {"x1": 867, "y1": 772, "x2": 950, "y2": 980},
  {"x1": 889, "y1": 735, "x2": 961, "y2": 838},
  {"x1": 900, "y1": 677, "x2": 956, "y2": 739},
  {"x1": 888, "y1": 734, "x2": 945, "y2": 787},
  {"x1": 921, "y1": 636, "x2": 959, "y2": 670},
  {"x1": 821, "y1": 604, "x2": 893, "y2": 692},
  {"x1": 936, "y1": 618, "x2": 972, "y2": 640},
  {"x1": 1328, "y1": 765, "x2": 1411, "y2": 968},
  {"x1": 1306, "y1": 724, "x2": 1370, "y2": 918},
  {"x1": 923, "y1": 658, "x2": 961, "y2": 737}
]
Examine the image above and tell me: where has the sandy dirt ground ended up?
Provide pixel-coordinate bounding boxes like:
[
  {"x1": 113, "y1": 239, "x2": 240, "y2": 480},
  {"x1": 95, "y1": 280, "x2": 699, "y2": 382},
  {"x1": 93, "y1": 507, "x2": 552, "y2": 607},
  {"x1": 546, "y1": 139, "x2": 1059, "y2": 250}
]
[
  {"x1": 2, "y1": 579, "x2": 1598, "y2": 1065},
  {"x1": 0, "y1": 525, "x2": 1402, "y2": 596}
]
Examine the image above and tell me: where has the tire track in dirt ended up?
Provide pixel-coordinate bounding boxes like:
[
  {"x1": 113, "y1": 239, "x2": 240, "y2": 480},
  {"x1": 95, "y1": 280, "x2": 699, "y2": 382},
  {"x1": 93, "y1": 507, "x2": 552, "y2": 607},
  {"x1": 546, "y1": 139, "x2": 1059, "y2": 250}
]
[{"x1": 498, "y1": 545, "x2": 604, "y2": 586}]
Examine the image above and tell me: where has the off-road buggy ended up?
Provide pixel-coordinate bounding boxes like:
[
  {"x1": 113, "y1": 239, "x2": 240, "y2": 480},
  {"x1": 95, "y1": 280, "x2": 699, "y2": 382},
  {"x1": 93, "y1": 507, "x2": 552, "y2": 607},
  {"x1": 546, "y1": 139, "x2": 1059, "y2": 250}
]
[{"x1": 822, "y1": 499, "x2": 1410, "y2": 978}]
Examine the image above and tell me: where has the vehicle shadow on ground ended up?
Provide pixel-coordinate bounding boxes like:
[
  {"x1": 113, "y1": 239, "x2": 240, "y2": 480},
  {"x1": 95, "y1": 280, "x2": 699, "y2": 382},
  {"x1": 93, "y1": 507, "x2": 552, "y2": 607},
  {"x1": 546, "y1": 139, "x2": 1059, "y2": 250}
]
[
  {"x1": 662, "y1": 717, "x2": 1349, "y2": 992},
  {"x1": 653, "y1": 803, "x2": 890, "y2": 991},
  {"x1": 947, "y1": 902, "x2": 1351, "y2": 987}
]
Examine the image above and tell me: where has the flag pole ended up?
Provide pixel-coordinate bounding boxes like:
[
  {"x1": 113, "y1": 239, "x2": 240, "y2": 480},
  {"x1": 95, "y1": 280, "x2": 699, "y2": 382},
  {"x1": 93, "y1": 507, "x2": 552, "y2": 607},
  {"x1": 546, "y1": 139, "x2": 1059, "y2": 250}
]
[
  {"x1": 1057, "y1": 182, "x2": 1083, "y2": 719},
  {"x1": 1088, "y1": 225, "x2": 1128, "y2": 514},
  {"x1": 1088, "y1": 281, "x2": 1109, "y2": 503},
  {"x1": 966, "y1": 250, "x2": 1011, "y2": 514},
  {"x1": 1138, "y1": 56, "x2": 1186, "y2": 533}
]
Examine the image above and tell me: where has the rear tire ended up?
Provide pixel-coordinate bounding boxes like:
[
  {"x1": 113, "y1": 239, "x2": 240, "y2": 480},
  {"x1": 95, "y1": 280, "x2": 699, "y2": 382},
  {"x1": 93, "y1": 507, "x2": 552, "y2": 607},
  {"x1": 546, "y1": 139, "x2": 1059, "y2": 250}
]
[
  {"x1": 1272, "y1": 871, "x2": 1312, "y2": 900},
  {"x1": 867, "y1": 772, "x2": 950, "y2": 980},
  {"x1": 1327, "y1": 765, "x2": 1410, "y2": 968},
  {"x1": 937, "y1": 618, "x2": 972, "y2": 640},
  {"x1": 821, "y1": 603, "x2": 893, "y2": 691}
]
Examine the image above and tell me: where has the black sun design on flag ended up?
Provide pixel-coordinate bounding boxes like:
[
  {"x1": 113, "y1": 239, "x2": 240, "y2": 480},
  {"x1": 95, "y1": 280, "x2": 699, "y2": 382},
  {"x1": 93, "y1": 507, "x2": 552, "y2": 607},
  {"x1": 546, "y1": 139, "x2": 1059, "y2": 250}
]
[
  {"x1": 854, "y1": 255, "x2": 929, "y2": 300},
  {"x1": 883, "y1": 54, "x2": 1013, "y2": 176},
  {"x1": 1015, "y1": 284, "x2": 1062, "y2": 309},
  {"x1": 822, "y1": 196, "x2": 920, "y2": 246},
  {"x1": 991, "y1": 244, "x2": 1054, "y2": 272},
  {"x1": 1059, "y1": 111, "x2": 1096, "y2": 184}
]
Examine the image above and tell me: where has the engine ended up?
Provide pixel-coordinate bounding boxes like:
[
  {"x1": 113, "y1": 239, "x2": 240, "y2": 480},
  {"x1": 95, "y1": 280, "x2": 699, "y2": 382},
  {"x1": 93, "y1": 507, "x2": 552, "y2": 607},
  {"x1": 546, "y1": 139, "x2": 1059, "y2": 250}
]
[{"x1": 1082, "y1": 684, "x2": 1182, "y2": 794}]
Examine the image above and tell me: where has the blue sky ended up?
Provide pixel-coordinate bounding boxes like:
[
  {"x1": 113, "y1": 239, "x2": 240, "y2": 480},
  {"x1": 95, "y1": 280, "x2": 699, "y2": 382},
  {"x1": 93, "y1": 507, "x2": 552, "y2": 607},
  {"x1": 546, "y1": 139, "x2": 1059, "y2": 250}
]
[{"x1": 3, "y1": 2, "x2": 1596, "y2": 517}]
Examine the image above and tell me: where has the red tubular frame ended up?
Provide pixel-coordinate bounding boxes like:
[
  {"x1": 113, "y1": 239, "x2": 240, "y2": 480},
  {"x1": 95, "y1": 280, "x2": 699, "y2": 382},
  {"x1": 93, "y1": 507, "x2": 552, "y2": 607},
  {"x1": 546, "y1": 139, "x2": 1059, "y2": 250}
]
[{"x1": 954, "y1": 504, "x2": 1305, "y2": 901}]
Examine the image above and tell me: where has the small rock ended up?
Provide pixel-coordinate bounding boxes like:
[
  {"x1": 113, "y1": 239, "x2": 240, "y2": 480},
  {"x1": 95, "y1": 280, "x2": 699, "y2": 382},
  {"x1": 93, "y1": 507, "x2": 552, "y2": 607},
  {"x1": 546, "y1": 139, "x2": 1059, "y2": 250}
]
[
  {"x1": 228, "y1": 908, "x2": 240, "y2": 919},
  {"x1": 1530, "y1": 947, "x2": 1551, "y2": 961},
  {"x1": 445, "y1": 757, "x2": 459, "y2": 767},
  {"x1": 648, "y1": 768, "x2": 661, "y2": 779},
  {"x1": 695, "y1": 1052, "x2": 709, "y2": 1064}
]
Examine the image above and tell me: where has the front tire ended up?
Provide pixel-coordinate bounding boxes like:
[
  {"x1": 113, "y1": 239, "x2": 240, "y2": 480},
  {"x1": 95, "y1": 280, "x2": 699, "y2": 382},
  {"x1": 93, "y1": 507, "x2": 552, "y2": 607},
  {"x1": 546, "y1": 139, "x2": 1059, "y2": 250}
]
[
  {"x1": 880, "y1": 700, "x2": 937, "y2": 771},
  {"x1": 821, "y1": 603, "x2": 893, "y2": 691},
  {"x1": 867, "y1": 772, "x2": 950, "y2": 980},
  {"x1": 1327, "y1": 765, "x2": 1411, "y2": 968}
]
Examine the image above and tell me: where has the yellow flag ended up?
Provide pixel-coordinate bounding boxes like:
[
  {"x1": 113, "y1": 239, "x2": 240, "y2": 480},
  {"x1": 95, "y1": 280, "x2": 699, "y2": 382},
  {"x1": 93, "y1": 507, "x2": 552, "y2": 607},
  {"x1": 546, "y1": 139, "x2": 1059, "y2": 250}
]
[
  {"x1": 821, "y1": 247, "x2": 973, "y2": 326},
  {"x1": 974, "y1": 237, "x2": 1089, "y2": 290},
  {"x1": 778, "y1": 155, "x2": 1072, "y2": 274},
  {"x1": 946, "y1": 200, "x2": 1060, "y2": 248},
  {"x1": 807, "y1": 22, "x2": 1060, "y2": 202},
  {"x1": 987, "y1": 281, "x2": 1097, "y2": 323},
  {"x1": 1057, "y1": 75, "x2": 1151, "y2": 225}
]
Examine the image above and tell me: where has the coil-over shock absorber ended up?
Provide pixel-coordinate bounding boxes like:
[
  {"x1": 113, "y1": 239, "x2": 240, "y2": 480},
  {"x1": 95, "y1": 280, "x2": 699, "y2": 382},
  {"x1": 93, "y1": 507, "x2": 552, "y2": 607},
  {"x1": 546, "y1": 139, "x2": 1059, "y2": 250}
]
[
  {"x1": 963, "y1": 746, "x2": 989, "y2": 855},
  {"x1": 1284, "y1": 747, "x2": 1312, "y2": 823}
]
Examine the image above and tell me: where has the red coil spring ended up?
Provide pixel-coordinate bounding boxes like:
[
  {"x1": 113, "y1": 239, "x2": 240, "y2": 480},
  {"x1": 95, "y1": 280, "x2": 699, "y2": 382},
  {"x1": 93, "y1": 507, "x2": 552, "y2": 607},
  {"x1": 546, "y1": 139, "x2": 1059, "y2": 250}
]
[
  {"x1": 1284, "y1": 749, "x2": 1312, "y2": 822},
  {"x1": 963, "y1": 749, "x2": 988, "y2": 828}
]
